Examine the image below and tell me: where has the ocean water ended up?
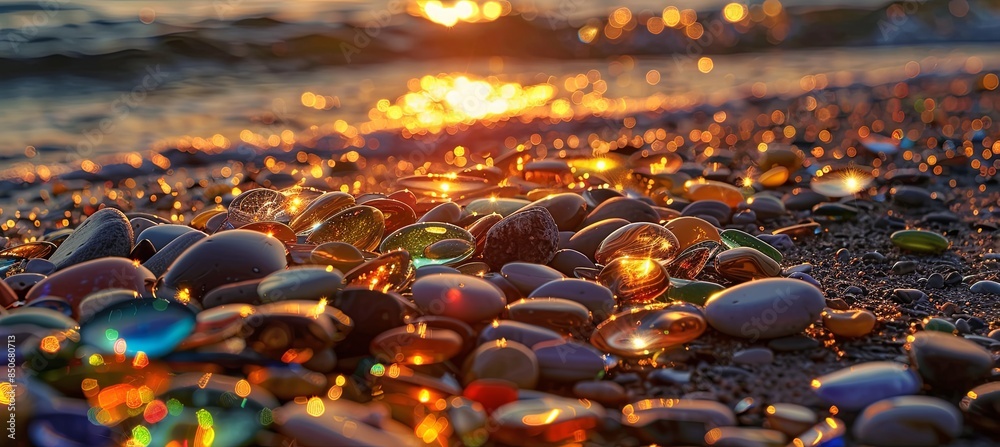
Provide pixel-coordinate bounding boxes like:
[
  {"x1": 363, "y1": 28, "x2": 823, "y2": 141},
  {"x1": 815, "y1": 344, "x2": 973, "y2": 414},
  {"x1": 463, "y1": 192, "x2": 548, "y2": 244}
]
[{"x1": 0, "y1": 0, "x2": 998, "y2": 176}]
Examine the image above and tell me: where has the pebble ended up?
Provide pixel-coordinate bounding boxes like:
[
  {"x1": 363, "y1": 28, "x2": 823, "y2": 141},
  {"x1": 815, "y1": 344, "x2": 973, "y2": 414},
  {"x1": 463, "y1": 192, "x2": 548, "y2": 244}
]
[
  {"x1": 573, "y1": 381, "x2": 627, "y2": 406},
  {"x1": 464, "y1": 340, "x2": 539, "y2": 389},
  {"x1": 731, "y1": 210, "x2": 756, "y2": 224},
  {"x1": 155, "y1": 230, "x2": 287, "y2": 304},
  {"x1": 835, "y1": 248, "x2": 851, "y2": 262},
  {"x1": 764, "y1": 403, "x2": 816, "y2": 437},
  {"x1": 597, "y1": 257, "x2": 671, "y2": 304},
  {"x1": 580, "y1": 197, "x2": 659, "y2": 227},
  {"x1": 483, "y1": 207, "x2": 560, "y2": 270},
  {"x1": 890, "y1": 229, "x2": 950, "y2": 254},
  {"x1": 720, "y1": 229, "x2": 783, "y2": 263},
  {"x1": 668, "y1": 278, "x2": 725, "y2": 306},
  {"x1": 370, "y1": 323, "x2": 463, "y2": 365},
  {"x1": 732, "y1": 347, "x2": 774, "y2": 365},
  {"x1": 528, "y1": 278, "x2": 615, "y2": 321},
  {"x1": 783, "y1": 189, "x2": 826, "y2": 211},
  {"x1": 970, "y1": 280, "x2": 1000, "y2": 294},
  {"x1": 25, "y1": 258, "x2": 155, "y2": 317},
  {"x1": 704, "y1": 427, "x2": 785, "y2": 447},
  {"x1": 822, "y1": 308, "x2": 876, "y2": 337},
  {"x1": 861, "y1": 251, "x2": 886, "y2": 263},
  {"x1": 491, "y1": 397, "x2": 605, "y2": 445},
  {"x1": 622, "y1": 398, "x2": 736, "y2": 446},
  {"x1": 591, "y1": 303, "x2": 706, "y2": 357},
  {"x1": 681, "y1": 199, "x2": 732, "y2": 224},
  {"x1": 703, "y1": 278, "x2": 825, "y2": 340},
  {"x1": 714, "y1": 247, "x2": 781, "y2": 283},
  {"x1": 141, "y1": 231, "x2": 207, "y2": 277},
  {"x1": 199, "y1": 280, "x2": 265, "y2": 311},
  {"x1": 664, "y1": 216, "x2": 722, "y2": 252},
  {"x1": 892, "y1": 288, "x2": 927, "y2": 304},
  {"x1": 746, "y1": 194, "x2": 786, "y2": 219},
  {"x1": 925, "y1": 272, "x2": 945, "y2": 288},
  {"x1": 48, "y1": 208, "x2": 134, "y2": 271},
  {"x1": 306, "y1": 205, "x2": 385, "y2": 251},
  {"x1": 532, "y1": 339, "x2": 605, "y2": 382},
  {"x1": 80, "y1": 296, "x2": 195, "y2": 358},
  {"x1": 648, "y1": 368, "x2": 692, "y2": 385},
  {"x1": 417, "y1": 201, "x2": 462, "y2": 223},
  {"x1": 923, "y1": 318, "x2": 956, "y2": 334},
  {"x1": 257, "y1": 266, "x2": 344, "y2": 302},
  {"x1": 500, "y1": 262, "x2": 564, "y2": 295},
  {"x1": 890, "y1": 261, "x2": 917, "y2": 275},
  {"x1": 595, "y1": 222, "x2": 680, "y2": 264},
  {"x1": 853, "y1": 396, "x2": 962, "y2": 447},
  {"x1": 135, "y1": 224, "x2": 198, "y2": 250},
  {"x1": 960, "y1": 382, "x2": 1000, "y2": 436},
  {"x1": 767, "y1": 334, "x2": 819, "y2": 352},
  {"x1": 756, "y1": 233, "x2": 793, "y2": 252},
  {"x1": 906, "y1": 331, "x2": 992, "y2": 390},
  {"x1": 507, "y1": 298, "x2": 590, "y2": 335},
  {"x1": 411, "y1": 273, "x2": 506, "y2": 323},
  {"x1": 787, "y1": 272, "x2": 821, "y2": 288},
  {"x1": 811, "y1": 361, "x2": 922, "y2": 410},
  {"x1": 889, "y1": 185, "x2": 934, "y2": 207},
  {"x1": 380, "y1": 222, "x2": 476, "y2": 268},
  {"x1": 526, "y1": 193, "x2": 587, "y2": 231}
]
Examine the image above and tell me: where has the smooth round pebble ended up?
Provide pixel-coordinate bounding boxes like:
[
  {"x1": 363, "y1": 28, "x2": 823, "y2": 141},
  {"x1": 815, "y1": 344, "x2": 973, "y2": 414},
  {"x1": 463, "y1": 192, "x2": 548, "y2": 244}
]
[{"x1": 703, "y1": 278, "x2": 825, "y2": 339}]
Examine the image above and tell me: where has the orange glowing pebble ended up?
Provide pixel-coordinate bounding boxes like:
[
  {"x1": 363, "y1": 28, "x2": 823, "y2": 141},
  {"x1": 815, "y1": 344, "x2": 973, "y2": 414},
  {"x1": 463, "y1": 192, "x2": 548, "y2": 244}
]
[
  {"x1": 685, "y1": 180, "x2": 745, "y2": 209},
  {"x1": 664, "y1": 216, "x2": 722, "y2": 252},
  {"x1": 758, "y1": 166, "x2": 790, "y2": 188},
  {"x1": 240, "y1": 221, "x2": 296, "y2": 245}
]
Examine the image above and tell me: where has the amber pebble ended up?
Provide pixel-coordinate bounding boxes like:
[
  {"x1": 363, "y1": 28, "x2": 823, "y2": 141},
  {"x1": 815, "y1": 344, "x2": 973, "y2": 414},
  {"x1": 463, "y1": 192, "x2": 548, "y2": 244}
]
[
  {"x1": 239, "y1": 221, "x2": 296, "y2": 245},
  {"x1": 595, "y1": 222, "x2": 680, "y2": 265},
  {"x1": 758, "y1": 146, "x2": 805, "y2": 171},
  {"x1": 343, "y1": 250, "x2": 415, "y2": 293},
  {"x1": 288, "y1": 191, "x2": 355, "y2": 234},
  {"x1": 0, "y1": 241, "x2": 56, "y2": 259},
  {"x1": 714, "y1": 247, "x2": 781, "y2": 283},
  {"x1": 772, "y1": 222, "x2": 821, "y2": 239},
  {"x1": 306, "y1": 205, "x2": 384, "y2": 251},
  {"x1": 463, "y1": 339, "x2": 539, "y2": 389},
  {"x1": 759, "y1": 166, "x2": 790, "y2": 188},
  {"x1": 25, "y1": 257, "x2": 155, "y2": 318},
  {"x1": 664, "y1": 216, "x2": 722, "y2": 252},
  {"x1": 591, "y1": 303, "x2": 706, "y2": 357},
  {"x1": 227, "y1": 188, "x2": 290, "y2": 228},
  {"x1": 526, "y1": 193, "x2": 587, "y2": 231},
  {"x1": 371, "y1": 323, "x2": 463, "y2": 365},
  {"x1": 598, "y1": 257, "x2": 671, "y2": 305},
  {"x1": 363, "y1": 198, "x2": 416, "y2": 235},
  {"x1": 507, "y1": 298, "x2": 591, "y2": 335},
  {"x1": 666, "y1": 242, "x2": 715, "y2": 280},
  {"x1": 685, "y1": 180, "x2": 745, "y2": 209},
  {"x1": 418, "y1": 201, "x2": 463, "y2": 224},
  {"x1": 579, "y1": 197, "x2": 659, "y2": 228},
  {"x1": 190, "y1": 208, "x2": 226, "y2": 231},
  {"x1": 491, "y1": 397, "x2": 605, "y2": 446},
  {"x1": 822, "y1": 308, "x2": 877, "y2": 337},
  {"x1": 287, "y1": 243, "x2": 317, "y2": 265},
  {"x1": 566, "y1": 218, "x2": 630, "y2": 261}
]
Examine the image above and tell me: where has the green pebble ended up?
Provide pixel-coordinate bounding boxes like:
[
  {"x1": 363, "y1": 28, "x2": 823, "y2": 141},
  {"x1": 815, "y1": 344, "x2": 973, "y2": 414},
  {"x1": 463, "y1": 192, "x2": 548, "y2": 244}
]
[
  {"x1": 668, "y1": 278, "x2": 726, "y2": 306},
  {"x1": 720, "y1": 229, "x2": 783, "y2": 263},
  {"x1": 923, "y1": 318, "x2": 956, "y2": 334},
  {"x1": 890, "y1": 230, "x2": 949, "y2": 254}
]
